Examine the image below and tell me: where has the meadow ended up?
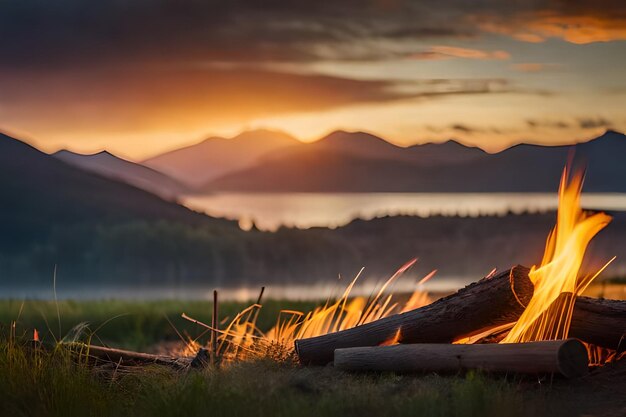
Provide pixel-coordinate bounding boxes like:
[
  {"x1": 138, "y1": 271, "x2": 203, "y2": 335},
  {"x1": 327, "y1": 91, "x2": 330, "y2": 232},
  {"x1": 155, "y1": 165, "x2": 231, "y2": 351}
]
[{"x1": 0, "y1": 294, "x2": 625, "y2": 417}]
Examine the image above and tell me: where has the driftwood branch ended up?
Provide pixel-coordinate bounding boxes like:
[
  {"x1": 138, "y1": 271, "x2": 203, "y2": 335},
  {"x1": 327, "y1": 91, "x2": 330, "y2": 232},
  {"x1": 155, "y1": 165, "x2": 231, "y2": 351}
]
[
  {"x1": 295, "y1": 266, "x2": 626, "y2": 365},
  {"x1": 334, "y1": 339, "x2": 589, "y2": 378}
]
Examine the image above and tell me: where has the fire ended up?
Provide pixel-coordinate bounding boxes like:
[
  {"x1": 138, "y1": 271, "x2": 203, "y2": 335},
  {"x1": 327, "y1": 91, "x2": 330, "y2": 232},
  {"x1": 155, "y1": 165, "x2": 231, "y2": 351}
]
[
  {"x1": 185, "y1": 259, "x2": 435, "y2": 361},
  {"x1": 501, "y1": 167, "x2": 613, "y2": 344},
  {"x1": 264, "y1": 260, "x2": 430, "y2": 344},
  {"x1": 183, "y1": 166, "x2": 617, "y2": 364}
]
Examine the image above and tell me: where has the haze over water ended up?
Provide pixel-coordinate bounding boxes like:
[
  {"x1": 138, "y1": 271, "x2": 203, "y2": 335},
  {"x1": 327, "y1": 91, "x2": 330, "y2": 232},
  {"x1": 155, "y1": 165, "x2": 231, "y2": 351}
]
[{"x1": 182, "y1": 192, "x2": 626, "y2": 231}]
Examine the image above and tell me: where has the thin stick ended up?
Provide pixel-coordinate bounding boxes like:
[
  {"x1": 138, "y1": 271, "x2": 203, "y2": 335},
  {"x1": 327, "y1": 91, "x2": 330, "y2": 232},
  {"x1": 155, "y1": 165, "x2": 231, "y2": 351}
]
[
  {"x1": 251, "y1": 286, "x2": 265, "y2": 328},
  {"x1": 53, "y1": 265, "x2": 61, "y2": 340},
  {"x1": 212, "y1": 290, "x2": 219, "y2": 364}
]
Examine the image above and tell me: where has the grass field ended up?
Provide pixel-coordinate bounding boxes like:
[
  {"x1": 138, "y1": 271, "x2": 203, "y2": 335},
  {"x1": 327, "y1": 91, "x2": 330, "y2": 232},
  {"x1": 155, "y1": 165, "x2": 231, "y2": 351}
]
[
  {"x1": 0, "y1": 293, "x2": 625, "y2": 417},
  {"x1": 0, "y1": 299, "x2": 319, "y2": 350},
  {"x1": 3, "y1": 334, "x2": 624, "y2": 417}
]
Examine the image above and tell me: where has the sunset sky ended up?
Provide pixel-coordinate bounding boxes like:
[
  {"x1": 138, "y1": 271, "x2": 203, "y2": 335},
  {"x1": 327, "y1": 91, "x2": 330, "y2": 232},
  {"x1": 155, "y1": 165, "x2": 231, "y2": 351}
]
[{"x1": 1, "y1": 0, "x2": 625, "y2": 159}]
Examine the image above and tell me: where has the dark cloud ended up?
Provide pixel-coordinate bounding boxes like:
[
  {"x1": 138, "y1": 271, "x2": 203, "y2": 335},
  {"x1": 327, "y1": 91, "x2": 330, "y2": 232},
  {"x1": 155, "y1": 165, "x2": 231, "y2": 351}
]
[
  {"x1": 448, "y1": 124, "x2": 511, "y2": 135},
  {"x1": 526, "y1": 119, "x2": 570, "y2": 129},
  {"x1": 451, "y1": 124, "x2": 474, "y2": 133},
  {"x1": 0, "y1": 1, "x2": 469, "y2": 70},
  {"x1": 578, "y1": 117, "x2": 613, "y2": 129},
  {"x1": 1, "y1": 0, "x2": 624, "y2": 72}
]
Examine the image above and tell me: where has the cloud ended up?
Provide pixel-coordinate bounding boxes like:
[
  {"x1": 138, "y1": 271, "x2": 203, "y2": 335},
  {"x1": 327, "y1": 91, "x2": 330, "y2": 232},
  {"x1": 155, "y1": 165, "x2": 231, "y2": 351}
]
[
  {"x1": 526, "y1": 119, "x2": 570, "y2": 129},
  {"x1": 474, "y1": 1, "x2": 626, "y2": 44},
  {"x1": 0, "y1": 66, "x2": 512, "y2": 138},
  {"x1": 450, "y1": 124, "x2": 474, "y2": 132},
  {"x1": 410, "y1": 46, "x2": 510, "y2": 60},
  {"x1": 0, "y1": 1, "x2": 472, "y2": 70},
  {"x1": 1, "y1": 0, "x2": 624, "y2": 74},
  {"x1": 578, "y1": 117, "x2": 613, "y2": 129},
  {"x1": 447, "y1": 124, "x2": 511, "y2": 135}
]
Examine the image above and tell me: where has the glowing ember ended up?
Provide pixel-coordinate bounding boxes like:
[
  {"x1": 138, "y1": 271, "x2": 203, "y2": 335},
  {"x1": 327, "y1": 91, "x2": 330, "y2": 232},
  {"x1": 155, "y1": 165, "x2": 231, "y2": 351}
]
[{"x1": 501, "y1": 167, "x2": 613, "y2": 344}]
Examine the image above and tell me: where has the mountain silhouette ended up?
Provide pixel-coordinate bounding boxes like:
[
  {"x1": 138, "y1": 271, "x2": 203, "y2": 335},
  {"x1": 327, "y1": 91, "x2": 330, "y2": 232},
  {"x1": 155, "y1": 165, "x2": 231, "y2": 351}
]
[
  {"x1": 0, "y1": 132, "x2": 232, "y2": 253},
  {"x1": 203, "y1": 130, "x2": 626, "y2": 192},
  {"x1": 143, "y1": 129, "x2": 300, "y2": 187},
  {"x1": 54, "y1": 149, "x2": 189, "y2": 199}
]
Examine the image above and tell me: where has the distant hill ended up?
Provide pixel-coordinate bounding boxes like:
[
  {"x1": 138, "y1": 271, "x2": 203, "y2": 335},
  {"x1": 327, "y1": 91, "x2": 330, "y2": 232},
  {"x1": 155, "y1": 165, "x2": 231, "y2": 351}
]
[
  {"x1": 308, "y1": 130, "x2": 413, "y2": 161},
  {"x1": 143, "y1": 129, "x2": 300, "y2": 187},
  {"x1": 263, "y1": 130, "x2": 485, "y2": 165},
  {"x1": 404, "y1": 139, "x2": 487, "y2": 166},
  {"x1": 0, "y1": 131, "x2": 353, "y2": 286},
  {"x1": 204, "y1": 130, "x2": 626, "y2": 192},
  {"x1": 3, "y1": 129, "x2": 626, "y2": 289},
  {"x1": 54, "y1": 149, "x2": 189, "y2": 200},
  {"x1": 0, "y1": 132, "x2": 233, "y2": 254}
]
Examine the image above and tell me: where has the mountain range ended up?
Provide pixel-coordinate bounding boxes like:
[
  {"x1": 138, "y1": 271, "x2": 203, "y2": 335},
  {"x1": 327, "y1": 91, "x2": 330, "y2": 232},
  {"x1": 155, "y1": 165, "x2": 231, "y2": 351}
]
[
  {"x1": 3, "y1": 130, "x2": 626, "y2": 287},
  {"x1": 142, "y1": 129, "x2": 299, "y2": 187},
  {"x1": 54, "y1": 149, "x2": 189, "y2": 200},
  {"x1": 0, "y1": 132, "x2": 232, "y2": 253},
  {"x1": 202, "y1": 129, "x2": 626, "y2": 193},
  {"x1": 37, "y1": 128, "x2": 626, "y2": 195}
]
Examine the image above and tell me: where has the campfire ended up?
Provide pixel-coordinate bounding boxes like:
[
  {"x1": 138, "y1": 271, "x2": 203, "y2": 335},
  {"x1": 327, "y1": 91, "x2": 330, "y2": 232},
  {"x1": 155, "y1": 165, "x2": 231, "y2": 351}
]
[
  {"x1": 207, "y1": 165, "x2": 624, "y2": 374},
  {"x1": 61, "y1": 166, "x2": 626, "y2": 377}
]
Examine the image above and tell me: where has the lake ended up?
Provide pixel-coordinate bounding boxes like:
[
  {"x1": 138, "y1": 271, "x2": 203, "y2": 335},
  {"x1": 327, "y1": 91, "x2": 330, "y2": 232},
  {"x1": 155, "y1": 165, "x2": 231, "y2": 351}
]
[{"x1": 181, "y1": 192, "x2": 626, "y2": 231}]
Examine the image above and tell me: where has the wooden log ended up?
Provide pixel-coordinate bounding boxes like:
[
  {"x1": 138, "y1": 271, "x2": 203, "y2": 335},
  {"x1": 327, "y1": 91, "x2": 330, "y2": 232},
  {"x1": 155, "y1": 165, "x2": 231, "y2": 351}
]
[
  {"x1": 295, "y1": 266, "x2": 626, "y2": 365},
  {"x1": 65, "y1": 343, "x2": 192, "y2": 369},
  {"x1": 334, "y1": 339, "x2": 589, "y2": 378},
  {"x1": 570, "y1": 297, "x2": 626, "y2": 349},
  {"x1": 295, "y1": 266, "x2": 534, "y2": 365}
]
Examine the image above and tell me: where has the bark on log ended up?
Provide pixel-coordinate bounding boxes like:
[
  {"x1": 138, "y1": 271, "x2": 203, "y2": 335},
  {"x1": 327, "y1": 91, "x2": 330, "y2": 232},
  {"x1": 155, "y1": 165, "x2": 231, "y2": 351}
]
[
  {"x1": 334, "y1": 339, "x2": 589, "y2": 378},
  {"x1": 64, "y1": 343, "x2": 192, "y2": 369},
  {"x1": 570, "y1": 297, "x2": 626, "y2": 350},
  {"x1": 295, "y1": 266, "x2": 626, "y2": 365},
  {"x1": 296, "y1": 266, "x2": 534, "y2": 365}
]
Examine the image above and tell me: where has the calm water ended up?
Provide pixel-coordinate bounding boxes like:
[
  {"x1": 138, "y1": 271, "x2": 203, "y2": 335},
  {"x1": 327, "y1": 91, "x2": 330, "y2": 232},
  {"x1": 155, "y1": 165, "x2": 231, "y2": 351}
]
[
  {"x1": 182, "y1": 192, "x2": 626, "y2": 231},
  {"x1": 0, "y1": 274, "x2": 471, "y2": 301}
]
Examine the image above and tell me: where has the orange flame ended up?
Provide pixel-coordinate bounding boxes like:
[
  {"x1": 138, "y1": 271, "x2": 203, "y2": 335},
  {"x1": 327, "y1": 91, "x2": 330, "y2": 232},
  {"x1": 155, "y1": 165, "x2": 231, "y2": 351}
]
[
  {"x1": 183, "y1": 165, "x2": 617, "y2": 363},
  {"x1": 185, "y1": 260, "x2": 435, "y2": 361},
  {"x1": 263, "y1": 259, "x2": 434, "y2": 350},
  {"x1": 501, "y1": 167, "x2": 613, "y2": 344}
]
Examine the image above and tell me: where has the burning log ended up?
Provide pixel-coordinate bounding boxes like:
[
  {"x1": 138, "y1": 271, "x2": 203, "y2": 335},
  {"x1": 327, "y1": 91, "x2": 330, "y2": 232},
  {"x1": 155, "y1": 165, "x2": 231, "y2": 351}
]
[
  {"x1": 570, "y1": 297, "x2": 626, "y2": 349},
  {"x1": 296, "y1": 266, "x2": 534, "y2": 365},
  {"x1": 334, "y1": 339, "x2": 589, "y2": 378},
  {"x1": 295, "y1": 266, "x2": 626, "y2": 365}
]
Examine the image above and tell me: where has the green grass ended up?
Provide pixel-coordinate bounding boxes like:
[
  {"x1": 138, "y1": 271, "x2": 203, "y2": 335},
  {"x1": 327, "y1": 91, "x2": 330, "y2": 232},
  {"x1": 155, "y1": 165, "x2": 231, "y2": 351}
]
[
  {"x1": 0, "y1": 299, "x2": 623, "y2": 417},
  {"x1": 0, "y1": 299, "x2": 319, "y2": 350},
  {"x1": 0, "y1": 333, "x2": 544, "y2": 417}
]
